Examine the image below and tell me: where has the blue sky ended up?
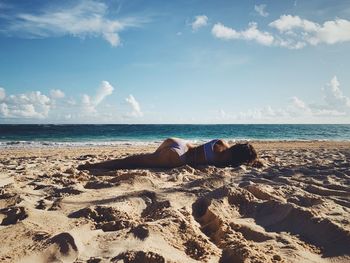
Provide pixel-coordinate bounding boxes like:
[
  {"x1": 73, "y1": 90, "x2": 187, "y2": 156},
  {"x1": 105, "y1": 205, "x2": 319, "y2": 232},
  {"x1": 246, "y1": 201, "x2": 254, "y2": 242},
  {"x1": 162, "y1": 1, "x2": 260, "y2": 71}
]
[{"x1": 0, "y1": 0, "x2": 350, "y2": 124}]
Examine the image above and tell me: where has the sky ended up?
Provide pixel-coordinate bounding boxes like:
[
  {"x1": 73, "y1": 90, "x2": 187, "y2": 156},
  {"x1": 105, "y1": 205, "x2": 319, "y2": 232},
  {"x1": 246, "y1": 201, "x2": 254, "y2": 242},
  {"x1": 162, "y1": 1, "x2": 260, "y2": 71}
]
[{"x1": 0, "y1": 0, "x2": 350, "y2": 124}]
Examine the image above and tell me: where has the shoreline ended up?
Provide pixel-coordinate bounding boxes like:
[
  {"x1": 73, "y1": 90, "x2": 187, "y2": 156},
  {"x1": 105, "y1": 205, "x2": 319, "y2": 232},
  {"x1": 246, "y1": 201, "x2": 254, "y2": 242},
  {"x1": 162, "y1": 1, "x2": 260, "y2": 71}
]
[{"x1": 1, "y1": 139, "x2": 350, "y2": 150}]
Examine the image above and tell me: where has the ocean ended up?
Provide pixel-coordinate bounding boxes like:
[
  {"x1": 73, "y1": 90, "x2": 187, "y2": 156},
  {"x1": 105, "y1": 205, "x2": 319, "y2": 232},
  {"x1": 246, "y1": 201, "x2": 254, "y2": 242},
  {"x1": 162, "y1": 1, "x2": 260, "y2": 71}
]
[{"x1": 0, "y1": 124, "x2": 350, "y2": 148}]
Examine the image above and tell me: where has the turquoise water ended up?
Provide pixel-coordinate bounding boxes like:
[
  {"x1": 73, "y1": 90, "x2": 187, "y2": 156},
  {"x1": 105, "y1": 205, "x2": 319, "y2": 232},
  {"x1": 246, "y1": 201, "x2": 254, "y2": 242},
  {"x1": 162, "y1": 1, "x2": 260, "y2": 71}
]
[{"x1": 0, "y1": 124, "x2": 349, "y2": 147}]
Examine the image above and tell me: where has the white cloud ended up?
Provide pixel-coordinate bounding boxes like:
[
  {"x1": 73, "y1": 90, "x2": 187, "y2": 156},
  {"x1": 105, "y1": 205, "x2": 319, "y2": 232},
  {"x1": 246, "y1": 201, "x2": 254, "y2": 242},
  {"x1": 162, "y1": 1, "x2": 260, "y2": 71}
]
[
  {"x1": 211, "y1": 15, "x2": 350, "y2": 49},
  {"x1": 95, "y1": 81, "x2": 114, "y2": 105},
  {"x1": 287, "y1": 77, "x2": 350, "y2": 118},
  {"x1": 0, "y1": 81, "x2": 123, "y2": 122},
  {"x1": 215, "y1": 108, "x2": 234, "y2": 122},
  {"x1": 315, "y1": 19, "x2": 350, "y2": 44},
  {"x1": 212, "y1": 22, "x2": 274, "y2": 46},
  {"x1": 0, "y1": 103, "x2": 9, "y2": 117},
  {"x1": 0, "y1": 87, "x2": 5, "y2": 101},
  {"x1": 50, "y1": 89, "x2": 65, "y2": 99},
  {"x1": 269, "y1": 15, "x2": 350, "y2": 47},
  {"x1": 288, "y1": 96, "x2": 313, "y2": 117},
  {"x1": 254, "y1": 4, "x2": 269, "y2": 17},
  {"x1": 274, "y1": 37, "x2": 306, "y2": 49},
  {"x1": 269, "y1": 15, "x2": 318, "y2": 33},
  {"x1": 211, "y1": 23, "x2": 239, "y2": 40},
  {"x1": 238, "y1": 108, "x2": 264, "y2": 120},
  {"x1": 323, "y1": 76, "x2": 350, "y2": 110},
  {"x1": 2, "y1": 0, "x2": 147, "y2": 46},
  {"x1": 313, "y1": 109, "x2": 346, "y2": 117},
  {"x1": 82, "y1": 81, "x2": 114, "y2": 113},
  {"x1": 263, "y1": 105, "x2": 281, "y2": 117},
  {"x1": 225, "y1": 76, "x2": 349, "y2": 123},
  {"x1": 291, "y1": 96, "x2": 308, "y2": 110},
  {"x1": 219, "y1": 109, "x2": 227, "y2": 118},
  {"x1": 81, "y1": 94, "x2": 96, "y2": 113},
  {"x1": 237, "y1": 105, "x2": 285, "y2": 121},
  {"x1": 125, "y1": 94, "x2": 143, "y2": 117},
  {"x1": 291, "y1": 77, "x2": 349, "y2": 117},
  {"x1": 191, "y1": 15, "x2": 208, "y2": 31},
  {"x1": 0, "y1": 91, "x2": 51, "y2": 119},
  {"x1": 66, "y1": 98, "x2": 77, "y2": 106}
]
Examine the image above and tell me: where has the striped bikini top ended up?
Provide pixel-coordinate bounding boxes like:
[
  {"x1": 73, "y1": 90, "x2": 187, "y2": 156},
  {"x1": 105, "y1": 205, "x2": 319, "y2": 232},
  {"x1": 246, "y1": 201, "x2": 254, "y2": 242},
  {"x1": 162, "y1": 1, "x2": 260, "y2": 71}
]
[{"x1": 203, "y1": 139, "x2": 219, "y2": 163}]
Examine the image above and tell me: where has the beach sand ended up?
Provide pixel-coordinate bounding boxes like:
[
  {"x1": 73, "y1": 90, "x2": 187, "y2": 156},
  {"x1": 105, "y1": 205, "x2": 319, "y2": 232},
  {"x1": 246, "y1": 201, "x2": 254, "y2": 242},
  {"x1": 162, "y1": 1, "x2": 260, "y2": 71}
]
[{"x1": 1, "y1": 141, "x2": 350, "y2": 263}]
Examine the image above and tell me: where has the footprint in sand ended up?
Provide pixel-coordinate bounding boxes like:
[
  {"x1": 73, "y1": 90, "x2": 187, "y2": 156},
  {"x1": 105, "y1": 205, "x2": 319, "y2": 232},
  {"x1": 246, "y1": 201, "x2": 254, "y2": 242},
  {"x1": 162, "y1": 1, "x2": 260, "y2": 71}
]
[
  {"x1": 183, "y1": 239, "x2": 207, "y2": 261},
  {"x1": 42, "y1": 232, "x2": 79, "y2": 263},
  {"x1": 0, "y1": 206, "x2": 28, "y2": 225},
  {"x1": 69, "y1": 205, "x2": 132, "y2": 232},
  {"x1": 0, "y1": 187, "x2": 22, "y2": 209},
  {"x1": 192, "y1": 194, "x2": 272, "y2": 263},
  {"x1": 84, "y1": 179, "x2": 115, "y2": 189},
  {"x1": 246, "y1": 199, "x2": 350, "y2": 257},
  {"x1": 129, "y1": 224, "x2": 149, "y2": 240},
  {"x1": 111, "y1": 250, "x2": 165, "y2": 263},
  {"x1": 195, "y1": 185, "x2": 350, "y2": 259},
  {"x1": 139, "y1": 191, "x2": 171, "y2": 221},
  {"x1": 35, "y1": 199, "x2": 47, "y2": 210}
]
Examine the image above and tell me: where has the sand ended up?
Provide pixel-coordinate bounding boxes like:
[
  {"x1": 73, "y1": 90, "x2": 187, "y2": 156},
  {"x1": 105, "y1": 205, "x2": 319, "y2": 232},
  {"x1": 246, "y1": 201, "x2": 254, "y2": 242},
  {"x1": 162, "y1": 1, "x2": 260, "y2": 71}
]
[{"x1": 0, "y1": 141, "x2": 350, "y2": 263}]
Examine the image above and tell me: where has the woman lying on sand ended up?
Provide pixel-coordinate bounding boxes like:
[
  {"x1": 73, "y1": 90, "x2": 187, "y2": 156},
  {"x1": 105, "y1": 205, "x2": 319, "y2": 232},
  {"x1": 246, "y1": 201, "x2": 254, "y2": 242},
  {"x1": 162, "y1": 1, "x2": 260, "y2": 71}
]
[{"x1": 78, "y1": 138, "x2": 258, "y2": 171}]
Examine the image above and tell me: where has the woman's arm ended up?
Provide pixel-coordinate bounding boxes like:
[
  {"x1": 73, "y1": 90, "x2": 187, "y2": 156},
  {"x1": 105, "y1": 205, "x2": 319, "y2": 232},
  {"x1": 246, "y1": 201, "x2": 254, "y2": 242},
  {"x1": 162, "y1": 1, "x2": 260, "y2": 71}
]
[
  {"x1": 78, "y1": 153, "x2": 164, "y2": 171},
  {"x1": 78, "y1": 148, "x2": 180, "y2": 171}
]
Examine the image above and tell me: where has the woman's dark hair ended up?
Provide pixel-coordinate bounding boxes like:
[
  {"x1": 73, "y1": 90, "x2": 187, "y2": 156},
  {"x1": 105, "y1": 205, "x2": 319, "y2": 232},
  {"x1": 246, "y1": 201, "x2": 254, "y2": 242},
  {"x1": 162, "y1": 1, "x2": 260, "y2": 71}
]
[{"x1": 230, "y1": 143, "x2": 257, "y2": 167}]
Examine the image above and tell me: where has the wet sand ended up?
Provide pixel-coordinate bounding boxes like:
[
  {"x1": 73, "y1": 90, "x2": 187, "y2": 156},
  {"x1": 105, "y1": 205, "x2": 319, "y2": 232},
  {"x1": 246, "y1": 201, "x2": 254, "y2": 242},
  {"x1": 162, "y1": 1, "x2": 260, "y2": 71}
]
[{"x1": 1, "y1": 141, "x2": 350, "y2": 263}]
